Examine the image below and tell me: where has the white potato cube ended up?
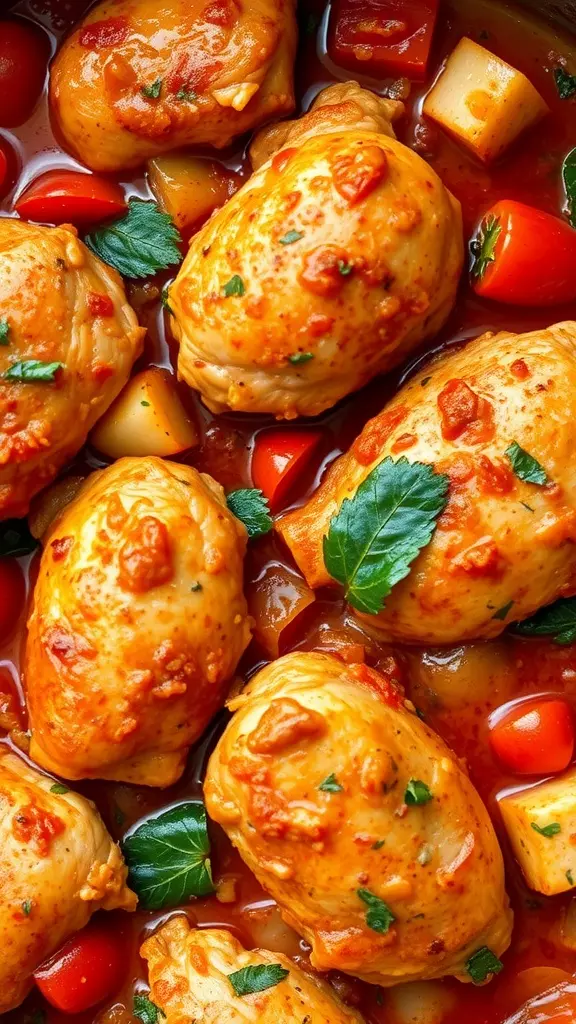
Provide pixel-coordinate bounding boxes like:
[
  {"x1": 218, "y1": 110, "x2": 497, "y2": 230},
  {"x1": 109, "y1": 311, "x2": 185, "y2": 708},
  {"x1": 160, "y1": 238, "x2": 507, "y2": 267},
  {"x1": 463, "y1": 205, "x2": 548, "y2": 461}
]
[
  {"x1": 423, "y1": 37, "x2": 548, "y2": 162},
  {"x1": 500, "y1": 769, "x2": 576, "y2": 895}
]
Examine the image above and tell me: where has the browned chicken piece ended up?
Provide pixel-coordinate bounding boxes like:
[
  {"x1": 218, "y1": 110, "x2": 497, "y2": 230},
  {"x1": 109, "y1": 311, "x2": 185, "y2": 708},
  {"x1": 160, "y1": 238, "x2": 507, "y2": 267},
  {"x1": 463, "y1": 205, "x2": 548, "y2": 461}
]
[
  {"x1": 49, "y1": 0, "x2": 297, "y2": 173},
  {"x1": 0, "y1": 219, "x2": 143, "y2": 519},
  {"x1": 0, "y1": 748, "x2": 136, "y2": 1013},
  {"x1": 170, "y1": 82, "x2": 464, "y2": 419},
  {"x1": 277, "y1": 321, "x2": 576, "y2": 644},
  {"x1": 204, "y1": 652, "x2": 513, "y2": 987},
  {"x1": 25, "y1": 456, "x2": 252, "y2": 787},
  {"x1": 141, "y1": 917, "x2": 366, "y2": 1023}
]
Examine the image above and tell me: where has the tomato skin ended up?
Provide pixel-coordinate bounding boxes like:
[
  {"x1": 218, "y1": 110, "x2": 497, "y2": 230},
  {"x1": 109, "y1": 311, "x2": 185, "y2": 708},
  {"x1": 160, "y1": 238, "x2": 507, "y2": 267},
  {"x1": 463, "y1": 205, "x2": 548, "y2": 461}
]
[
  {"x1": 252, "y1": 429, "x2": 323, "y2": 510},
  {"x1": 33, "y1": 921, "x2": 126, "y2": 1013},
  {"x1": 328, "y1": 0, "x2": 439, "y2": 80},
  {"x1": 15, "y1": 171, "x2": 127, "y2": 226},
  {"x1": 0, "y1": 560, "x2": 25, "y2": 641},
  {"x1": 0, "y1": 20, "x2": 50, "y2": 128},
  {"x1": 471, "y1": 200, "x2": 576, "y2": 306},
  {"x1": 490, "y1": 698, "x2": 575, "y2": 775}
]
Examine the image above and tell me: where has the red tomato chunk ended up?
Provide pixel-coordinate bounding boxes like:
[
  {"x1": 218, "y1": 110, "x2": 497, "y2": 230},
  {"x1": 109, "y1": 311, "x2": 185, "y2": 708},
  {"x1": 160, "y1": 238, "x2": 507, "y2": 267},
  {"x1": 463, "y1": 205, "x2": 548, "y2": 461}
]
[{"x1": 328, "y1": 0, "x2": 440, "y2": 80}]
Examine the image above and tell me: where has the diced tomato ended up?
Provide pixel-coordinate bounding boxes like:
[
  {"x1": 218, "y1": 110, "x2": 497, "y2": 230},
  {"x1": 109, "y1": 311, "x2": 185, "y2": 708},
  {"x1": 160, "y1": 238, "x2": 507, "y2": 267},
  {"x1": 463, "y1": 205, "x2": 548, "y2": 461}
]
[
  {"x1": 490, "y1": 698, "x2": 574, "y2": 775},
  {"x1": 0, "y1": 560, "x2": 25, "y2": 642},
  {"x1": 328, "y1": 0, "x2": 439, "y2": 80},
  {"x1": 470, "y1": 200, "x2": 576, "y2": 306},
  {"x1": 15, "y1": 171, "x2": 127, "y2": 226},
  {"x1": 251, "y1": 429, "x2": 323, "y2": 510},
  {"x1": 34, "y1": 920, "x2": 126, "y2": 1013},
  {"x1": 0, "y1": 20, "x2": 50, "y2": 128}
]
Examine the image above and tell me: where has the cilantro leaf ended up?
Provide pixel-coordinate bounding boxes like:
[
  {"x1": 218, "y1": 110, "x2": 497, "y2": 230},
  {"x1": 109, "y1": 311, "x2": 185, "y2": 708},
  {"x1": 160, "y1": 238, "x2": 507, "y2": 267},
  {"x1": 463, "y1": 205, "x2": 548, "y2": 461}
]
[
  {"x1": 223, "y1": 274, "x2": 245, "y2": 298},
  {"x1": 133, "y1": 994, "x2": 165, "y2": 1024},
  {"x1": 122, "y1": 802, "x2": 214, "y2": 910},
  {"x1": 470, "y1": 214, "x2": 502, "y2": 280},
  {"x1": 289, "y1": 352, "x2": 314, "y2": 364},
  {"x1": 531, "y1": 821, "x2": 561, "y2": 838},
  {"x1": 562, "y1": 147, "x2": 576, "y2": 227},
  {"x1": 226, "y1": 488, "x2": 272, "y2": 539},
  {"x1": 505, "y1": 441, "x2": 549, "y2": 485},
  {"x1": 0, "y1": 518, "x2": 38, "y2": 556},
  {"x1": 466, "y1": 947, "x2": 504, "y2": 984},
  {"x1": 554, "y1": 67, "x2": 576, "y2": 99},
  {"x1": 0, "y1": 319, "x2": 10, "y2": 345},
  {"x1": 49, "y1": 782, "x2": 70, "y2": 794},
  {"x1": 4, "y1": 360, "x2": 63, "y2": 382},
  {"x1": 141, "y1": 78, "x2": 162, "y2": 99},
  {"x1": 228, "y1": 963, "x2": 289, "y2": 996},
  {"x1": 357, "y1": 889, "x2": 395, "y2": 934},
  {"x1": 279, "y1": 230, "x2": 304, "y2": 245},
  {"x1": 404, "y1": 779, "x2": 433, "y2": 806},
  {"x1": 85, "y1": 199, "x2": 182, "y2": 279},
  {"x1": 319, "y1": 773, "x2": 343, "y2": 792},
  {"x1": 323, "y1": 457, "x2": 449, "y2": 616},
  {"x1": 514, "y1": 597, "x2": 576, "y2": 645}
]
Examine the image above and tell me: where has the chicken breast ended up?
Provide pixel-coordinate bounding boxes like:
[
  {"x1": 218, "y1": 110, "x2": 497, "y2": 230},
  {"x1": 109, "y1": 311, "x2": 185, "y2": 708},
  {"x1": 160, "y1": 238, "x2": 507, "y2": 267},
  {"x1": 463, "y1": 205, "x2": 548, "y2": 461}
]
[
  {"x1": 49, "y1": 0, "x2": 296, "y2": 173},
  {"x1": 204, "y1": 652, "x2": 512, "y2": 986},
  {"x1": 277, "y1": 322, "x2": 576, "y2": 643},
  {"x1": 25, "y1": 456, "x2": 252, "y2": 787},
  {"x1": 0, "y1": 219, "x2": 143, "y2": 518},
  {"x1": 170, "y1": 82, "x2": 463, "y2": 419},
  {"x1": 0, "y1": 748, "x2": 136, "y2": 1013},
  {"x1": 141, "y1": 917, "x2": 365, "y2": 1023}
]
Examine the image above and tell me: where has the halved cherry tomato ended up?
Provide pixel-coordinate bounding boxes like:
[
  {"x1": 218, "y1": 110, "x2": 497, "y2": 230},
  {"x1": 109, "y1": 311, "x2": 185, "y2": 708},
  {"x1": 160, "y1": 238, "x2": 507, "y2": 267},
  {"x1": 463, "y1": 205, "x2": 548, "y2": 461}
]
[
  {"x1": 328, "y1": 0, "x2": 439, "y2": 80},
  {"x1": 490, "y1": 698, "x2": 574, "y2": 775},
  {"x1": 0, "y1": 19, "x2": 50, "y2": 128},
  {"x1": 0, "y1": 560, "x2": 25, "y2": 642},
  {"x1": 15, "y1": 170, "x2": 127, "y2": 225},
  {"x1": 34, "y1": 920, "x2": 126, "y2": 1013},
  {"x1": 470, "y1": 200, "x2": 576, "y2": 306},
  {"x1": 252, "y1": 429, "x2": 323, "y2": 510}
]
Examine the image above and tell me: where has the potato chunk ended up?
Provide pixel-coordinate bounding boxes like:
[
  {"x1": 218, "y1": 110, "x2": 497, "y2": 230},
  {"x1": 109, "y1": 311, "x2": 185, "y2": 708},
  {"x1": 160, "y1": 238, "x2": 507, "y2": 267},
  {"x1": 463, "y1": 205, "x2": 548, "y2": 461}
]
[
  {"x1": 423, "y1": 38, "x2": 548, "y2": 162},
  {"x1": 500, "y1": 769, "x2": 576, "y2": 895},
  {"x1": 148, "y1": 154, "x2": 241, "y2": 235}
]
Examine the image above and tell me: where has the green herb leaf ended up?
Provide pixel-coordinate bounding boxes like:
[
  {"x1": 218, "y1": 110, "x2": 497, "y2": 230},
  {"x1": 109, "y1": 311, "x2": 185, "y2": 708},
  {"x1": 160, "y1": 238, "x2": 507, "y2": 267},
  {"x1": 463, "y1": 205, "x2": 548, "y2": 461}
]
[
  {"x1": 554, "y1": 67, "x2": 576, "y2": 99},
  {"x1": 531, "y1": 821, "x2": 561, "y2": 838},
  {"x1": 0, "y1": 319, "x2": 10, "y2": 345},
  {"x1": 22, "y1": 899, "x2": 32, "y2": 916},
  {"x1": 85, "y1": 199, "x2": 182, "y2": 279},
  {"x1": 190, "y1": 581, "x2": 202, "y2": 592},
  {"x1": 4, "y1": 360, "x2": 63, "y2": 382},
  {"x1": 0, "y1": 518, "x2": 38, "y2": 557},
  {"x1": 562, "y1": 147, "x2": 576, "y2": 227},
  {"x1": 50, "y1": 782, "x2": 70, "y2": 794},
  {"x1": 122, "y1": 802, "x2": 215, "y2": 910},
  {"x1": 323, "y1": 457, "x2": 449, "y2": 616},
  {"x1": 492, "y1": 600, "x2": 514, "y2": 621},
  {"x1": 161, "y1": 286, "x2": 173, "y2": 315},
  {"x1": 514, "y1": 597, "x2": 576, "y2": 645},
  {"x1": 176, "y1": 87, "x2": 198, "y2": 102},
  {"x1": 229, "y1": 963, "x2": 289, "y2": 996},
  {"x1": 141, "y1": 78, "x2": 162, "y2": 99},
  {"x1": 470, "y1": 214, "x2": 502, "y2": 281},
  {"x1": 505, "y1": 441, "x2": 549, "y2": 486},
  {"x1": 223, "y1": 274, "x2": 245, "y2": 298},
  {"x1": 357, "y1": 889, "x2": 395, "y2": 934},
  {"x1": 289, "y1": 352, "x2": 314, "y2": 364},
  {"x1": 133, "y1": 994, "x2": 165, "y2": 1024},
  {"x1": 404, "y1": 779, "x2": 433, "y2": 806},
  {"x1": 567, "y1": 869, "x2": 574, "y2": 885},
  {"x1": 337, "y1": 260, "x2": 353, "y2": 276},
  {"x1": 319, "y1": 773, "x2": 343, "y2": 792},
  {"x1": 421, "y1": 376, "x2": 431, "y2": 386},
  {"x1": 466, "y1": 947, "x2": 504, "y2": 984},
  {"x1": 372, "y1": 839, "x2": 385, "y2": 850},
  {"x1": 226, "y1": 488, "x2": 272, "y2": 539},
  {"x1": 279, "y1": 230, "x2": 304, "y2": 245},
  {"x1": 141, "y1": 400, "x2": 150, "y2": 406}
]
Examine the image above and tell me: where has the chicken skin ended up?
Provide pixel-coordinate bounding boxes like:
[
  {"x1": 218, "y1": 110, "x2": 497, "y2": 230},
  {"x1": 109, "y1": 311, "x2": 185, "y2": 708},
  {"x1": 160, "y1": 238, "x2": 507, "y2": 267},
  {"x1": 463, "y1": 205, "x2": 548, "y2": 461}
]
[
  {"x1": 0, "y1": 219, "x2": 143, "y2": 518},
  {"x1": 278, "y1": 321, "x2": 576, "y2": 644},
  {"x1": 204, "y1": 652, "x2": 512, "y2": 986},
  {"x1": 25, "y1": 456, "x2": 252, "y2": 787},
  {"x1": 0, "y1": 749, "x2": 136, "y2": 1013},
  {"x1": 141, "y1": 917, "x2": 365, "y2": 1023},
  {"x1": 170, "y1": 82, "x2": 463, "y2": 419},
  {"x1": 49, "y1": 0, "x2": 296, "y2": 173}
]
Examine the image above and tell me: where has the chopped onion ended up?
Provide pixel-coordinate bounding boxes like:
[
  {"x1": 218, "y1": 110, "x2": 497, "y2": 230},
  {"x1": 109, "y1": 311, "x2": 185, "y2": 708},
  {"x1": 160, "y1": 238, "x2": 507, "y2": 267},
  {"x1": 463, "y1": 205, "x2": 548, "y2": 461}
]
[{"x1": 247, "y1": 561, "x2": 315, "y2": 658}]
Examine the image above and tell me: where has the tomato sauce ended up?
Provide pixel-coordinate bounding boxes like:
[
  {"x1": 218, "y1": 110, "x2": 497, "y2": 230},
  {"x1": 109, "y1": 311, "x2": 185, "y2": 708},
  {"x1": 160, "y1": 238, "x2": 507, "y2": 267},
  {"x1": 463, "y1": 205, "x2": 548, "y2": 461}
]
[{"x1": 2, "y1": 0, "x2": 576, "y2": 1021}]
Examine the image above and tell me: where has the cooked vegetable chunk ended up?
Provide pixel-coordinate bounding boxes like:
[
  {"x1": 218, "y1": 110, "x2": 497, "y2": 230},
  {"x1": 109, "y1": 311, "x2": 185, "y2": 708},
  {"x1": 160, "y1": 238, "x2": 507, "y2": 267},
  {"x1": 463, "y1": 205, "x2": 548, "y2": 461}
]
[
  {"x1": 49, "y1": 0, "x2": 297, "y2": 172},
  {"x1": 0, "y1": 219, "x2": 144, "y2": 518},
  {"x1": 500, "y1": 768, "x2": 576, "y2": 896},
  {"x1": 25, "y1": 457, "x2": 252, "y2": 787},
  {"x1": 277, "y1": 321, "x2": 576, "y2": 644},
  {"x1": 148, "y1": 153, "x2": 241, "y2": 235},
  {"x1": 141, "y1": 917, "x2": 365, "y2": 1022},
  {"x1": 171, "y1": 82, "x2": 463, "y2": 419},
  {"x1": 204, "y1": 652, "x2": 512, "y2": 986},
  {"x1": 423, "y1": 38, "x2": 548, "y2": 163},
  {"x1": 328, "y1": 0, "x2": 439, "y2": 80},
  {"x1": 0, "y1": 749, "x2": 135, "y2": 1013}
]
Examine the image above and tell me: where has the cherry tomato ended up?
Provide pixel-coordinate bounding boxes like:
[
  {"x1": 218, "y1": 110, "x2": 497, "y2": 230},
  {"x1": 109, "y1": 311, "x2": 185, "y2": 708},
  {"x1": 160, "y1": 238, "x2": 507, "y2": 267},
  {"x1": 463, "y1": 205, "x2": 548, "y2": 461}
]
[
  {"x1": 0, "y1": 20, "x2": 50, "y2": 128},
  {"x1": 328, "y1": 0, "x2": 439, "y2": 80},
  {"x1": 470, "y1": 200, "x2": 576, "y2": 306},
  {"x1": 34, "y1": 920, "x2": 126, "y2": 1013},
  {"x1": 15, "y1": 171, "x2": 127, "y2": 226},
  {"x1": 490, "y1": 698, "x2": 574, "y2": 775},
  {"x1": 252, "y1": 429, "x2": 323, "y2": 510},
  {"x1": 0, "y1": 560, "x2": 25, "y2": 641}
]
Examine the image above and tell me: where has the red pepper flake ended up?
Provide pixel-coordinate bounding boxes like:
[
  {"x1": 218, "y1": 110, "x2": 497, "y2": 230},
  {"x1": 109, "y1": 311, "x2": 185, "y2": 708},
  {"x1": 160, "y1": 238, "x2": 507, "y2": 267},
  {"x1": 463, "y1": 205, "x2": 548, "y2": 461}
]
[
  {"x1": 332, "y1": 145, "x2": 388, "y2": 205},
  {"x1": 79, "y1": 17, "x2": 129, "y2": 49},
  {"x1": 272, "y1": 148, "x2": 299, "y2": 175},
  {"x1": 87, "y1": 292, "x2": 114, "y2": 318}
]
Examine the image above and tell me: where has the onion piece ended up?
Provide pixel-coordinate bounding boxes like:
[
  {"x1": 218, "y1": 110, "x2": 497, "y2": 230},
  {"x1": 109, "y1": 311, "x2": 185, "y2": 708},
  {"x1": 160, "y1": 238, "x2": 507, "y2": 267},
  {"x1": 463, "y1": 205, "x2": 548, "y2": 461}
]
[
  {"x1": 148, "y1": 153, "x2": 241, "y2": 235},
  {"x1": 247, "y1": 561, "x2": 315, "y2": 658}
]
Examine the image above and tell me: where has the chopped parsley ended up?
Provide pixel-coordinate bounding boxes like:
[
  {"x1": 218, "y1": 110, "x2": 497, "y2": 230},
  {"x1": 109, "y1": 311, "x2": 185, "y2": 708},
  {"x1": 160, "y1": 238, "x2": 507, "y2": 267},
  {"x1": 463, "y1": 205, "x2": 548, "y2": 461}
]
[
  {"x1": 554, "y1": 67, "x2": 576, "y2": 99},
  {"x1": 531, "y1": 821, "x2": 561, "y2": 838},
  {"x1": 505, "y1": 441, "x2": 549, "y2": 486},
  {"x1": 492, "y1": 600, "x2": 514, "y2": 621},
  {"x1": 50, "y1": 782, "x2": 70, "y2": 794},
  {"x1": 0, "y1": 319, "x2": 10, "y2": 345},
  {"x1": 404, "y1": 779, "x2": 433, "y2": 806},
  {"x1": 190, "y1": 581, "x2": 202, "y2": 592},
  {"x1": 4, "y1": 360, "x2": 63, "y2": 382},
  {"x1": 466, "y1": 947, "x2": 504, "y2": 984},
  {"x1": 22, "y1": 899, "x2": 32, "y2": 916},
  {"x1": 567, "y1": 869, "x2": 574, "y2": 885},
  {"x1": 223, "y1": 274, "x2": 245, "y2": 298},
  {"x1": 357, "y1": 889, "x2": 395, "y2": 934},
  {"x1": 141, "y1": 400, "x2": 150, "y2": 406},
  {"x1": 279, "y1": 230, "x2": 304, "y2": 245},
  {"x1": 226, "y1": 488, "x2": 272, "y2": 539},
  {"x1": 141, "y1": 78, "x2": 162, "y2": 100},
  {"x1": 337, "y1": 260, "x2": 353, "y2": 276},
  {"x1": 470, "y1": 214, "x2": 502, "y2": 281},
  {"x1": 372, "y1": 839, "x2": 385, "y2": 850},
  {"x1": 176, "y1": 87, "x2": 198, "y2": 102},
  {"x1": 289, "y1": 352, "x2": 314, "y2": 364},
  {"x1": 562, "y1": 147, "x2": 576, "y2": 227},
  {"x1": 133, "y1": 994, "x2": 165, "y2": 1024},
  {"x1": 228, "y1": 963, "x2": 289, "y2": 996},
  {"x1": 319, "y1": 773, "x2": 343, "y2": 792}
]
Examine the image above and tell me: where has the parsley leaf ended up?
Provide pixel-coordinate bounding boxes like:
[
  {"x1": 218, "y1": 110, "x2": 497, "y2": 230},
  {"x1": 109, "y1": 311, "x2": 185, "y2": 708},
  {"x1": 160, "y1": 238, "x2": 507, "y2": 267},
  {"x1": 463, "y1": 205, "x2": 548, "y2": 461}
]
[
  {"x1": 5, "y1": 360, "x2": 63, "y2": 382},
  {"x1": 280, "y1": 230, "x2": 304, "y2": 245},
  {"x1": 319, "y1": 773, "x2": 343, "y2": 792},
  {"x1": 226, "y1": 488, "x2": 272, "y2": 539},
  {"x1": 141, "y1": 78, "x2": 162, "y2": 99},
  {"x1": 0, "y1": 518, "x2": 38, "y2": 556},
  {"x1": 466, "y1": 947, "x2": 504, "y2": 984},
  {"x1": 229, "y1": 963, "x2": 289, "y2": 996},
  {"x1": 176, "y1": 87, "x2": 198, "y2": 102},
  {"x1": 223, "y1": 274, "x2": 245, "y2": 297},
  {"x1": 514, "y1": 597, "x2": 576, "y2": 645},
  {"x1": 562, "y1": 147, "x2": 576, "y2": 227},
  {"x1": 554, "y1": 67, "x2": 576, "y2": 99},
  {"x1": 50, "y1": 782, "x2": 70, "y2": 794},
  {"x1": 338, "y1": 260, "x2": 353, "y2": 276},
  {"x1": 22, "y1": 899, "x2": 32, "y2": 916},
  {"x1": 122, "y1": 802, "x2": 214, "y2": 910},
  {"x1": 567, "y1": 869, "x2": 574, "y2": 885},
  {"x1": 492, "y1": 600, "x2": 514, "y2": 621},
  {"x1": 404, "y1": 779, "x2": 433, "y2": 806},
  {"x1": 85, "y1": 199, "x2": 182, "y2": 279},
  {"x1": 323, "y1": 457, "x2": 449, "y2": 616},
  {"x1": 505, "y1": 441, "x2": 549, "y2": 485},
  {"x1": 470, "y1": 214, "x2": 502, "y2": 280},
  {"x1": 531, "y1": 821, "x2": 561, "y2": 838},
  {"x1": 357, "y1": 889, "x2": 395, "y2": 934},
  {"x1": 289, "y1": 352, "x2": 314, "y2": 364},
  {"x1": 133, "y1": 994, "x2": 165, "y2": 1024},
  {"x1": 0, "y1": 319, "x2": 10, "y2": 345}
]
